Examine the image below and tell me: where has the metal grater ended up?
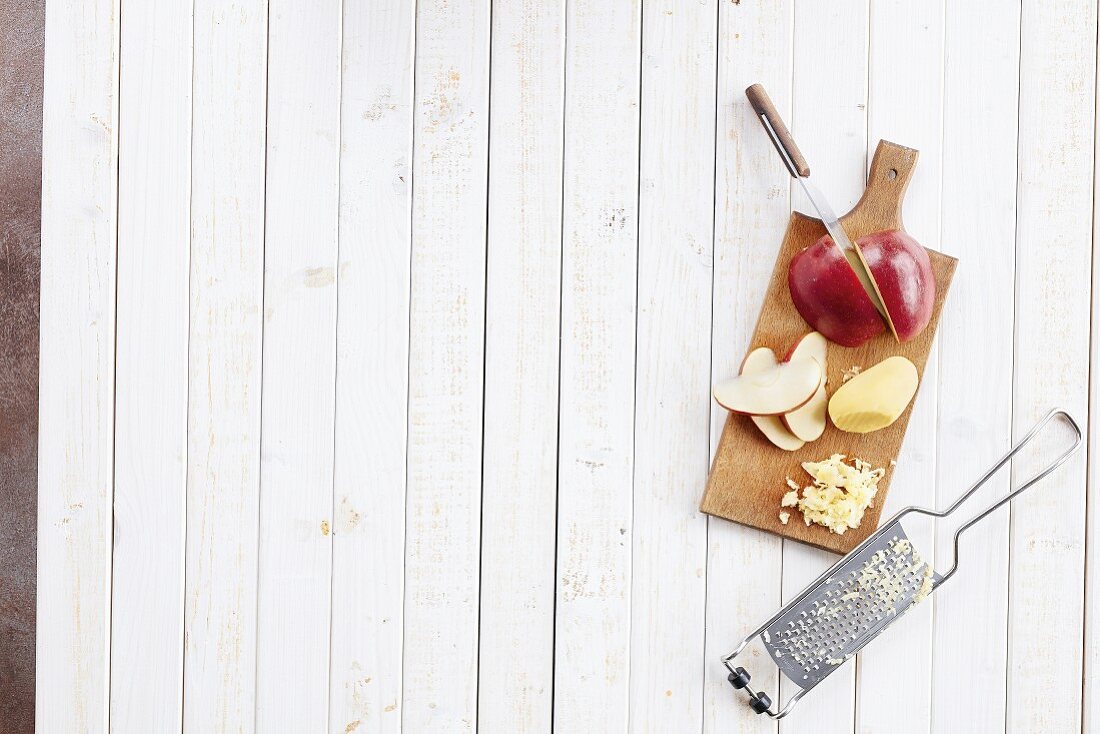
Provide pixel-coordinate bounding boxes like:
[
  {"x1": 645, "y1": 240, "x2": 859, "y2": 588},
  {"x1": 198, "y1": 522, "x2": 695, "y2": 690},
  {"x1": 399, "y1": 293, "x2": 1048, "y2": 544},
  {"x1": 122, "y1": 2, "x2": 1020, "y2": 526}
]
[{"x1": 723, "y1": 409, "x2": 1082, "y2": 719}]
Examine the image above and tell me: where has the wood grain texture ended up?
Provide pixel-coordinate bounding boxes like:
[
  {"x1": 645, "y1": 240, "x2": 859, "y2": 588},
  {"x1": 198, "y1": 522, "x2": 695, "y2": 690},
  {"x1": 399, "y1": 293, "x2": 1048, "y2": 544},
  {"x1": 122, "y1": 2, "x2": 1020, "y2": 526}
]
[
  {"x1": 255, "y1": 0, "x2": 342, "y2": 728},
  {"x1": 745, "y1": 83, "x2": 809, "y2": 178},
  {"x1": 402, "y1": 0, "x2": 490, "y2": 730},
  {"x1": 109, "y1": 0, "x2": 191, "y2": 728},
  {"x1": 629, "y1": 0, "x2": 716, "y2": 731},
  {"x1": 36, "y1": 0, "x2": 119, "y2": 730},
  {"x1": 552, "y1": 0, "x2": 640, "y2": 730},
  {"x1": 327, "y1": 2, "x2": 415, "y2": 733},
  {"x1": 0, "y1": 0, "x2": 43, "y2": 730},
  {"x1": 702, "y1": 1, "x2": 790, "y2": 731},
  {"x1": 931, "y1": 3, "x2": 1019, "y2": 732},
  {"x1": 1008, "y1": 2, "x2": 1095, "y2": 732},
  {"x1": 1088, "y1": 45, "x2": 1100, "y2": 730},
  {"x1": 182, "y1": 0, "x2": 268, "y2": 731},
  {"x1": 31, "y1": 0, "x2": 1100, "y2": 731},
  {"x1": 703, "y1": 141, "x2": 957, "y2": 555},
  {"x1": 856, "y1": 4, "x2": 943, "y2": 732},
  {"x1": 477, "y1": 0, "x2": 564, "y2": 730}
]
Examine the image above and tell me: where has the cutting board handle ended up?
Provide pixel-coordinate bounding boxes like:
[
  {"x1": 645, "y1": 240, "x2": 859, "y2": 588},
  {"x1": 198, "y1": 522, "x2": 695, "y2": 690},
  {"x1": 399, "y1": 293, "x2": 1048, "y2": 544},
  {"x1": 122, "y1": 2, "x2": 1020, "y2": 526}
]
[{"x1": 849, "y1": 140, "x2": 919, "y2": 232}]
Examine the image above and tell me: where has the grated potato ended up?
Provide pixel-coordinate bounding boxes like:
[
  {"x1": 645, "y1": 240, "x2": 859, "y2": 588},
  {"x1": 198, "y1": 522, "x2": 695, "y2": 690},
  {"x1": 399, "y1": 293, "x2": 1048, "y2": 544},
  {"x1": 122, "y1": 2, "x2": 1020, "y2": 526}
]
[{"x1": 782, "y1": 454, "x2": 886, "y2": 535}]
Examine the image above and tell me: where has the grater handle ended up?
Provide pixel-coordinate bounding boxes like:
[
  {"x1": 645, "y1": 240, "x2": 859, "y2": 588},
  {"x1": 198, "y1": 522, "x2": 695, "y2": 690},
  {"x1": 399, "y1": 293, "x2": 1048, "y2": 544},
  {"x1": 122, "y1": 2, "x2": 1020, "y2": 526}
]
[{"x1": 932, "y1": 409, "x2": 1082, "y2": 585}]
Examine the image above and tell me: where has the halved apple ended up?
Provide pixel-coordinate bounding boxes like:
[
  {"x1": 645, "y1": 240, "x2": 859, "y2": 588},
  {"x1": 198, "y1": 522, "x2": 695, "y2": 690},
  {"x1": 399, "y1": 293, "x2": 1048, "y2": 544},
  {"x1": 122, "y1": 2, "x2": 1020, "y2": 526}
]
[
  {"x1": 714, "y1": 348, "x2": 820, "y2": 417},
  {"x1": 781, "y1": 331, "x2": 828, "y2": 441},
  {"x1": 736, "y1": 348, "x2": 805, "y2": 451},
  {"x1": 789, "y1": 230, "x2": 936, "y2": 346},
  {"x1": 828, "y1": 355, "x2": 918, "y2": 433}
]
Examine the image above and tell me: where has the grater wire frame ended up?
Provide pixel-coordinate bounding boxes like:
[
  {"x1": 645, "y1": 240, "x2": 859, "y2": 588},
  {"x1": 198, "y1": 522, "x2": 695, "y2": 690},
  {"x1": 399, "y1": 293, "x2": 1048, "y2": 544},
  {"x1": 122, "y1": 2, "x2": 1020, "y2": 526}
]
[{"x1": 722, "y1": 408, "x2": 1082, "y2": 719}]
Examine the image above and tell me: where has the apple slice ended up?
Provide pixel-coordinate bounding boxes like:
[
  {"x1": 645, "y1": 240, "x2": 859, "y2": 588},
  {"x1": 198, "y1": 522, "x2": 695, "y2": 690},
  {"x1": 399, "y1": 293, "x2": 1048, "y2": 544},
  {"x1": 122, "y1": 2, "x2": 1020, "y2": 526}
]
[
  {"x1": 781, "y1": 332, "x2": 828, "y2": 442},
  {"x1": 714, "y1": 348, "x2": 820, "y2": 417},
  {"x1": 737, "y1": 348, "x2": 805, "y2": 451}
]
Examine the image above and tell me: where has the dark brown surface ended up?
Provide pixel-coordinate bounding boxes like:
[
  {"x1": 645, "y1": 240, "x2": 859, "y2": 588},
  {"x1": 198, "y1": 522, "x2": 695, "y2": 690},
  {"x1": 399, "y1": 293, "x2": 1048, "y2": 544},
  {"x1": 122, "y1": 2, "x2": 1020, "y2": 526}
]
[
  {"x1": 702, "y1": 141, "x2": 957, "y2": 555},
  {"x1": 745, "y1": 83, "x2": 811, "y2": 177},
  {"x1": 0, "y1": 0, "x2": 43, "y2": 729}
]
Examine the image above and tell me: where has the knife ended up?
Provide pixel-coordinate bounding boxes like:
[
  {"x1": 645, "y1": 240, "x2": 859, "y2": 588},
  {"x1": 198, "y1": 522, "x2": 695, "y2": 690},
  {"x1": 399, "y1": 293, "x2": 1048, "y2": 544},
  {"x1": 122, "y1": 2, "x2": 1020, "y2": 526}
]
[{"x1": 744, "y1": 84, "x2": 893, "y2": 333}]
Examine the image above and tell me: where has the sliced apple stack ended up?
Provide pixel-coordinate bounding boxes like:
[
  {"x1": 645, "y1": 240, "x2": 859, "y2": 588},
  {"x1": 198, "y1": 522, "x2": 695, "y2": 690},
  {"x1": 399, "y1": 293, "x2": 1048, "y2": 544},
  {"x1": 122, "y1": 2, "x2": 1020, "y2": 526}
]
[
  {"x1": 713, "y1": 331, "x2": 829, "y2": 451},
  {"x1": 723, "y1": 348, "x2": 812, "y2": 451}
]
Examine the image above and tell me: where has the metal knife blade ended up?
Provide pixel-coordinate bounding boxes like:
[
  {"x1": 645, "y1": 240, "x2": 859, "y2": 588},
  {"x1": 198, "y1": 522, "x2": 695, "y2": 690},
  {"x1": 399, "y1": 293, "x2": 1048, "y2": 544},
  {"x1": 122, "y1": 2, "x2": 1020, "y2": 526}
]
[{"x1": 795, "y1": 177, "x2": 890, "y2": 322}]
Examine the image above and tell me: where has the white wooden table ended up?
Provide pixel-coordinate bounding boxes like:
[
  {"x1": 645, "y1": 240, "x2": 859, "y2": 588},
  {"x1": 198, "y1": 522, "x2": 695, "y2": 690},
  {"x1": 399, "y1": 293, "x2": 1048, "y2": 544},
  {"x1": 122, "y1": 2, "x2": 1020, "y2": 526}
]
[{"x1": 35, "y1": 1, "x2": 1099, "y2": 732}]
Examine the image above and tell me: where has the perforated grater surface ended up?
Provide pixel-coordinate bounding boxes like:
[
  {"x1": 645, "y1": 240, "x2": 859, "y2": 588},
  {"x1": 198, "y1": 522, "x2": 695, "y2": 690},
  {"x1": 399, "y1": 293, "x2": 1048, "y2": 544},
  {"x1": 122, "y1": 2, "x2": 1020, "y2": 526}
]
[{"x1": 723, "y1": 410, "x2": 1082, "y2": 719}]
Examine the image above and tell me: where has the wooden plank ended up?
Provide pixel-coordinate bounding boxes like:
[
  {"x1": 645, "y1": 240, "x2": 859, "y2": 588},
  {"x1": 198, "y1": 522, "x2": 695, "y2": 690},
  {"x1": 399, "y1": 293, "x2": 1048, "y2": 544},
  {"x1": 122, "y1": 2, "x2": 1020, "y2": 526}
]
[
  {"x1": 327, "y1": 1, "x2": 415, "y2": 732},
  {"x1": 1088, "y1": 64, "x2": 1100, "y2": 734},
  {"x1": 702, "y1": 0, "x2": 791, "y2": 730},
  {"x1": 402, "y1": 0, "x2": 490, "y2": 730},
  {"x1": 109, "y1": 0, "x2": 191, "y2": 729},
  {"x1": 0, "y1": 0, "x2": 44, "y2": 728},
  {"x1": 856, "y1": 3, "x2": 943, "y2": 732},
  {"x1": 930, "y1": 3, "x2": 1019, "y2": 732},
  {"x1": 182, "y1": 0, "x2": 268, "y2": 731},
  {"x1": 778, "y1": 2, "x2": 866, "y2": 728},
  {"x1": 628, "y1": 0, "x2": 716, "y2": 730},
  {"x1": 551, "y1": 0, "x2": 640, "y2": 729},
  {"x1": 36, "y1": 0, "x2": 119, "y2": 730},
  {"x1": 1008, "y1": 2, "x2": 1095, "y2": 732},
  {"x1": 254, "y1": 0, "x2": 342, "y2": 728},
  {"x1": 1088, "y1": 23, "x2": 1100, "y2": 733},
  {"x1": 476, "y1": 0, "x2": 563, "y2": 731}
]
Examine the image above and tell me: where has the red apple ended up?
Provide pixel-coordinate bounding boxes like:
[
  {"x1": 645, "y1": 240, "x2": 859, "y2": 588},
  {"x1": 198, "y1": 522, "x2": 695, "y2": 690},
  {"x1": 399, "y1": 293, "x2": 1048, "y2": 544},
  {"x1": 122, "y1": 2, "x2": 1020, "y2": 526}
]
[
  {"x1": 857, "y1": 230, "x2": 935, "y2": 342},
  {"x1": 788, "y1": 237, "x2": 885, "y2": 347},
  {"x1": 788, "y1": 229, "x2": 936, "y2": 346}
]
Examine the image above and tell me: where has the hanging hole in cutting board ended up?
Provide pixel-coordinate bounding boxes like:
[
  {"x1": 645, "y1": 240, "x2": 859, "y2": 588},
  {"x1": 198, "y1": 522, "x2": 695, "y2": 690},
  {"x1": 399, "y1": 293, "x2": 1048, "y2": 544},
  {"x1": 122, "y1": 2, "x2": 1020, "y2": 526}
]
[{"x1": 887, "y1": 168, "x2": 898, "y2": 180}]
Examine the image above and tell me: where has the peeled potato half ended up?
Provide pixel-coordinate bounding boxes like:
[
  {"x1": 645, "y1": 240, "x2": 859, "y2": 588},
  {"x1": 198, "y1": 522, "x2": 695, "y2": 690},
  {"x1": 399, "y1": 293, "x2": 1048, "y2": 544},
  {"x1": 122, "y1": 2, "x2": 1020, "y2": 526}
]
[{"x1": 828, "y1": 355, "x2": 918, "y2": 433}]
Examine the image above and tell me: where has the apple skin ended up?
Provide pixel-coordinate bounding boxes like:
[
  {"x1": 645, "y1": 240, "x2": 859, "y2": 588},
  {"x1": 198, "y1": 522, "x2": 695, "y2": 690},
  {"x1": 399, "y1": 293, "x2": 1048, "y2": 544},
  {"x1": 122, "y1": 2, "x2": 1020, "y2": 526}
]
[
  {"x1": 788, "y1": 236, "x2": 885, "y2": 347},
  {"x1": 857, "y1": 230, "x2": 935, "y2": 342},
  {"x1": 788, "y1": 229, "x2": 936, "y2": 346}
]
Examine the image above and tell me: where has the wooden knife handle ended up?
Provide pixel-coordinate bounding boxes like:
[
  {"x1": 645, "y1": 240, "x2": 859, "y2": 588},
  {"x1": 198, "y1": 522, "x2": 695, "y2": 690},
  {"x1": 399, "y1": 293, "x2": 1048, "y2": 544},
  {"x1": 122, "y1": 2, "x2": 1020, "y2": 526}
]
[{"x1": 745, "y1": 83, "x2": 810, "y2": 177}]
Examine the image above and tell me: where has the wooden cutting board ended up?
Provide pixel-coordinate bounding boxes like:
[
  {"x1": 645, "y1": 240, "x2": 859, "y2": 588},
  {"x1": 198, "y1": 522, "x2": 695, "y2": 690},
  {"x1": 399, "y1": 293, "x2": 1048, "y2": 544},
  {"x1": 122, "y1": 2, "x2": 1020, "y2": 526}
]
[{"x1": 701, "y1": 140, "x2": 957, "y2": 555}]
